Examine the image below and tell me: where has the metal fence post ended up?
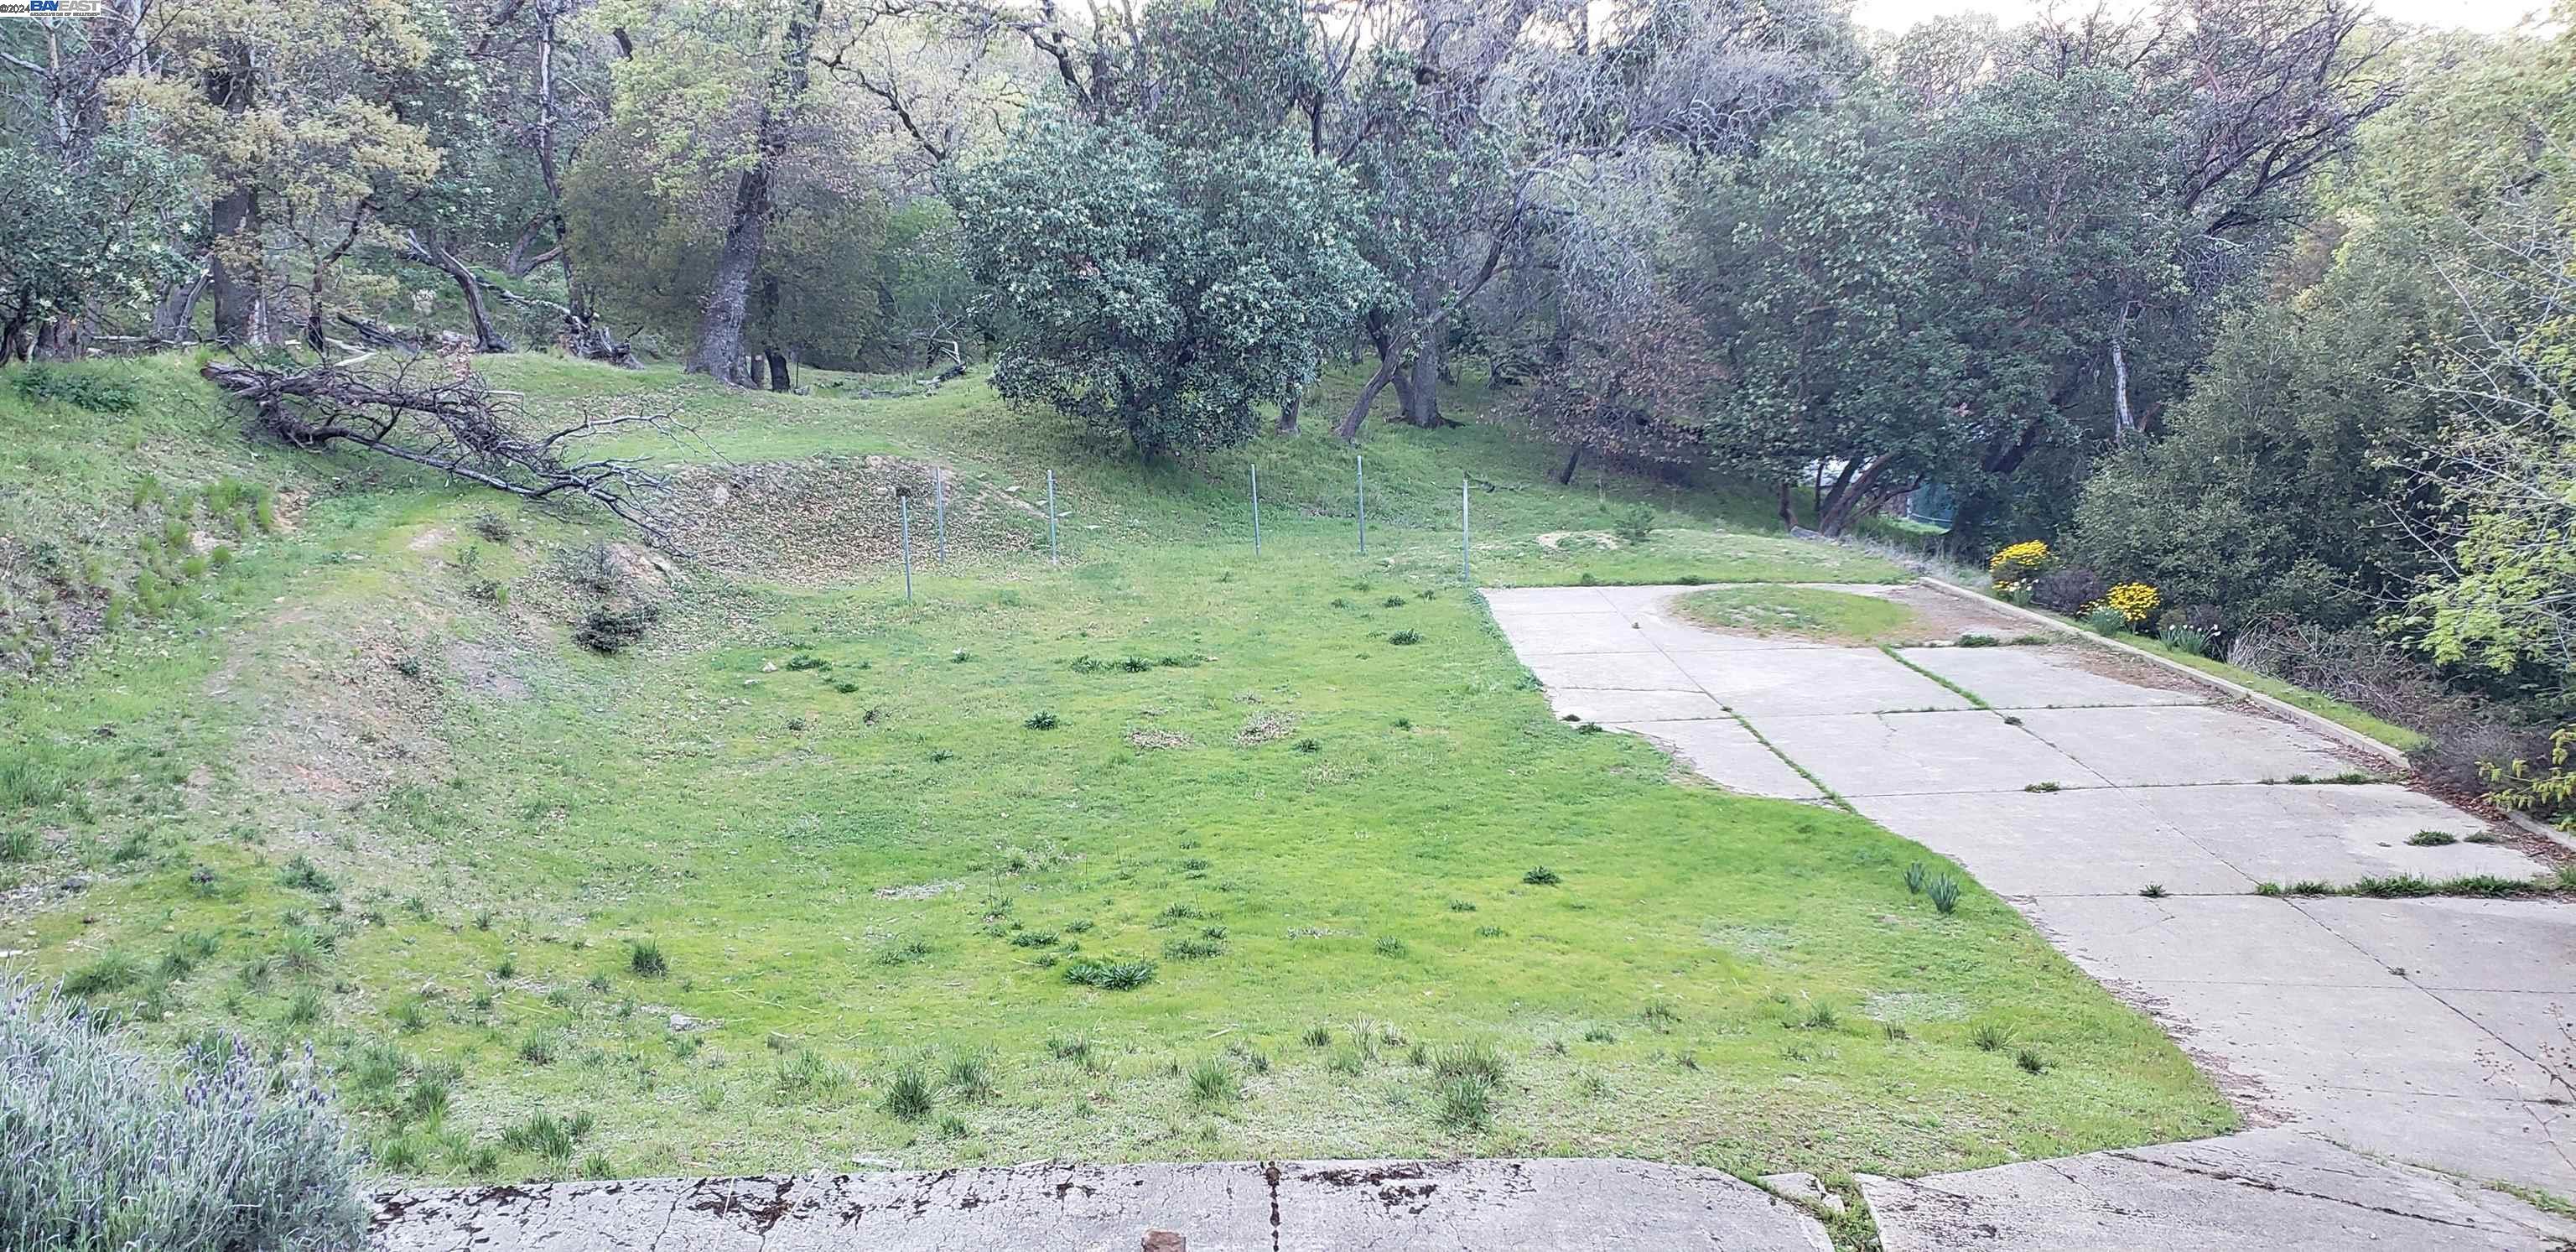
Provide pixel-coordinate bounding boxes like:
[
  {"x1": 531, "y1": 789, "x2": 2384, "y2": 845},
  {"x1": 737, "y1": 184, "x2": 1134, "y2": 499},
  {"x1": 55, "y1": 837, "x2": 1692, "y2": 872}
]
[
  {"x1": 1046, "y1": 469, "x2": 1059, "y2": 565},
  {"x1": 1462, "y1": 474, "x2": 1472, "y2": 584},
  {"x1": 1356, "y1": 453, "x2": 1366, "y2": 556},
  {"x1": 1250, "y1": 463, "x2": 1261, "y2": 553},
  {"x1": 899, "y1": 491, "x2": 914, "y2": 601},
  {"x1": 933, "y1": 468, "x2": 947, "y2": 564}
]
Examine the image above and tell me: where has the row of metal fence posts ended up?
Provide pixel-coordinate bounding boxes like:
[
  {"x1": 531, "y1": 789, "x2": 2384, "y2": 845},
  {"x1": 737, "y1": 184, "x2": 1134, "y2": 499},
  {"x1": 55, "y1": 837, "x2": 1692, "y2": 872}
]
[{"x1": 896, "y1": 455, "x2": 1472, "y2": 600}]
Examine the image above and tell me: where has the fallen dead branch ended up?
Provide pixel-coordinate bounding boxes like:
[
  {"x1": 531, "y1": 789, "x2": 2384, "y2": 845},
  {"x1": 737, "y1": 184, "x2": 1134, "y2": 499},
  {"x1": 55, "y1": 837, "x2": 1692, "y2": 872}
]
[{"x1": 202, "y1": 353, "x2": 700, "y2": 551}]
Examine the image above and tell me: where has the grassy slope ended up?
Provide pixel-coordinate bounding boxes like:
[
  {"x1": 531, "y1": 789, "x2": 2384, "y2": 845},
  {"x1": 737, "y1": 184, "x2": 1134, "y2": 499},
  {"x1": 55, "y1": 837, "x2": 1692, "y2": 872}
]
[{"x1": 1, "y1": 355, "x2": 2229, "y2": 1188}]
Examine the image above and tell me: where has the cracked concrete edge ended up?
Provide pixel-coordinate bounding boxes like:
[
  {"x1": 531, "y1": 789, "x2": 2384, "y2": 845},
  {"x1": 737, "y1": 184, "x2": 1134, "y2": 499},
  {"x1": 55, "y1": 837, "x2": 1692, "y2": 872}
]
[
  {"x1": 1914, "y1": 577, "x2": 2412, "y2": 771},
  {"x1": 1851, "y1": 1129, "x2": 2576, "y2": 1252},
  {"x1": 371, "y1": 1156, "x2": 1836, "y2": 1252}
]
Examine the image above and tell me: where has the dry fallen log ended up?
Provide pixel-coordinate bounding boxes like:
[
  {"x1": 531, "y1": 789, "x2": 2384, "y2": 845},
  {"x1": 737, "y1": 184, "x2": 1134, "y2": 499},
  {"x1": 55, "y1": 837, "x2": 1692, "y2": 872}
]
[{"x1": 202, "y1": 354, "x2": 699, "y2": 550}]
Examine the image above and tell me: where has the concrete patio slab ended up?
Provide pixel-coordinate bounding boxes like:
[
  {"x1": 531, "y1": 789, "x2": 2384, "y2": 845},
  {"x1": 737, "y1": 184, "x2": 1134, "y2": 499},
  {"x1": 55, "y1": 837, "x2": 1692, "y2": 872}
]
[
  {"x1": 2289, "y1": 897, "x2": 2576, "y2": 991},
  {"x1": 2143, "y1": 784, "x2": 2544, "y2": 885},
  {"x1": 1490, "y1": 610, "x2": 1656, "y2": 656},
  {"x1": 1753, "y1": 710, "x2": 2103, "y2": 797},
  {"x1": 2430, "y1": 990, "x2": 2576, "y2": 1093},
  {"x1": 1550, "y1": 688, "x2": 1730, "y2": 723},
  {"x1": 1894, "y1": 646, "x2": 2208, "y2": 709},
  {"x1": 2262, "y1": 1085, "x2": 2576, "y2": 1195},
  {"x1": 375, "y1": 1158, "x2": 1832, "y2": 1252},
  {"x1": 2027, "y1": 894, "x2": 2395, "y2": 986},
  {"x1": 1666, "y1": 648, "x2": 1975, "y2": 715},
  {"x1": 2137, "y1": 979, "x2": 2560, "y2": 1099},
  {"x1": 2011, "y1": 704, "x2": 2361, "y2": 786},
  {"x1": 1271, "y1": 1158, "x2": 1832, "y2": 1252},
  {"x1": 1859, "y1": 1127, "x2": 2576, "y2": 1251},
  {"x1": 1852, "y1": 790, "x2": 2256, "y2": 896},
  {"x1": 1524, "y1": 652, "x2": 1696, "y2": 690},
  {"x1": 1614, "y1": 719, "x2": 1822, "y2": 800},
  {"x1": 1480, "y1": 586, "x2": 1617, "y2": 615}
]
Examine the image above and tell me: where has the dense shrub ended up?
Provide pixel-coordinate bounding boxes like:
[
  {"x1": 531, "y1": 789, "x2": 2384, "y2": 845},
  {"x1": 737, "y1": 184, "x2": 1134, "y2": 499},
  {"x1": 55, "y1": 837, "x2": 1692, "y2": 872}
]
[
  {"x1": 2158, "y1": 604, "x2": 2225, "y2": 636},
  {"x1": 12, "y1": 364, "x2": 140, "y2": 413},
  {"x1": 574, "y1": 604, "x2": 659, "y2": 653},
  {"x1": 2029, "y1": 568, "x2": 2106, "y2": 615},
  {"x1": 0, "y1": 975, "x2": 367, "y2": 1250}
]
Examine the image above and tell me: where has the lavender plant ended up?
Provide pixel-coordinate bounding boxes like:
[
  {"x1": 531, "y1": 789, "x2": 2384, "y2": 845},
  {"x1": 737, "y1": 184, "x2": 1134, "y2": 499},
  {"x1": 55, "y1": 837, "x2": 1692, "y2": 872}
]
[{"x1": 1, "y1": 974, "x2": 368, "y2": 1250}]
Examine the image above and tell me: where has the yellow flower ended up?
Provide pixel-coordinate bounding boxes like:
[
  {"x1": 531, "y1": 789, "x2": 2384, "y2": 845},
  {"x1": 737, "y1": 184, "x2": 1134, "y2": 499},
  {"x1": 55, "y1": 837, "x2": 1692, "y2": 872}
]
[
  {"x1": 1989, "y1": 541, "x2": 2051, "y2": 589},
  {"x1": 2105, "y1": 582, "x2": 2160, "y2": 624}
]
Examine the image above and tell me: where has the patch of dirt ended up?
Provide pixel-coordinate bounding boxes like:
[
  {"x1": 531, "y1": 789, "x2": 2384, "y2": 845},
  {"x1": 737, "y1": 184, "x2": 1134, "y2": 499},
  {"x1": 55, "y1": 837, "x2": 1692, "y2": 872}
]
[
  {"x1": 1126, "y1": 728, "x2": 1196, "y2": 750},
  {"x1": 873, "y1": 881, "x2": 963, "y2": 901},
  {"x1": 444, "y1": 640, "x2": 532, "y2": 700},
  {"x1": 1872, "y1": 584, "x2": 2040, "y2": 643},
  {"x1": 1233, "y1": 711, "x2": 1296, "y2": 747},
  {"x1": 1535, "y1": 530, "x2": 1622, "y2": 551},
  {"x1": 212, "y1": 606, "x2": 453, "y2": 814},
  {"x1": 2039, "y1": 641, "x2": 2211, "y2": 699},
  {"x1": 665, "y1": 456, "x2": 1037, "y2": 587}
]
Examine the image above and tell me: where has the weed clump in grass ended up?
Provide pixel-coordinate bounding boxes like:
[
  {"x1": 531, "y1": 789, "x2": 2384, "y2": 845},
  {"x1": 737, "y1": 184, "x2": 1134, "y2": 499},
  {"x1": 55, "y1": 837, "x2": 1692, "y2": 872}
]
[
  {"x1": 1956, "y1": 634, "x2": 2001, "y2": 647},
  {"x1": 1800, "y1": 1001, "x2": 1838, "y2": 1031},
  {"x1": 1388, "y1": 630, "x2": 1424, "y2": 646},
  {"x1": 516, "y1": 1031, "x2": 556, "y2": 1067},
  {"x1": 1522, "y1": 865, "x2": 1561, "y2": 886},
  {"x1": 628, "y1": 940, "x2": 667, "y2": 978},
  {"x1": 1373, "y1": 936, "x2": 1409, "y2": 958},
  {"x1": 1301, "y1": 1026, "x2": 1332, "y2": 1047},
  {"x1": 1903, "y1": 862, "x2": 1926, "y2": 895},
  {"x1": 1926, "y1": 875, "x2": 1962, "y2": 914},
  {"x1": 1433, "y1": 1073, "x2": 1495, "y2": 1130},
  {"x1": 1971, "y1": 1024, "x2": 2008, "y2": 1052},
  {"x1": 1187, "y1": 1057, "x2": 1239, "y2": 1104},
  {"x1": 1640, "y1": 1000, "x2": 1680, "y2": 1032},
  {"x1": 1023, "y1": 710, "x2": 1059, "y2": 730},
  {"x1": 501, "y1": 1112, "x2": 576, "y2": 1161},
  {"x1": 881, "y1": 1064, "x2": 934, "y2": 1121},
  {"x1": 278, "y1": 855, "x2": 335, "y2": 893},
  {"x1": 875, "y1": 936, "x2": 934, "y2": 966},
  {"x1": 1062, "y1": 958, "x2": 1156, "y2": 990},
  {"x1": 1163, "y1": 936, "x2": 1224, "y2": 961},
  {"x1": 64, "y1": 953, "x2": 139, "y2": 998},
  {"x1": 2407, "y1": 830, "x2": 2458, "y2": 847},
  {"x1": 944, "y1": 1051, "x2": 996, "y2": 1099},
  {"x1": 2016, "y1": 1048, "x2": 2047, "y2": 1075}
]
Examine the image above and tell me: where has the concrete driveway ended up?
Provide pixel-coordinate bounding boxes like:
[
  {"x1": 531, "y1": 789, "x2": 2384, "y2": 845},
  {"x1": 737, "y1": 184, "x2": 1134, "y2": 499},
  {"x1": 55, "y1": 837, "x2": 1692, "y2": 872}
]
[{"x1": 1487, "y1": 582, "x2": 2576, "y2": 1249}]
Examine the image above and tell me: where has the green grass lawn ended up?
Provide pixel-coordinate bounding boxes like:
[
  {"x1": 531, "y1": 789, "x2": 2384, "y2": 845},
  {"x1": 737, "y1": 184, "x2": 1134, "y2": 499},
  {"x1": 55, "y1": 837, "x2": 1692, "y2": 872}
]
[
  {"x1": 0, "y1": 355, "x2": 2231, "y2": 1189},
  {"x1": 1672, "y1": 586, "x2": 1925, "y2": 645}
]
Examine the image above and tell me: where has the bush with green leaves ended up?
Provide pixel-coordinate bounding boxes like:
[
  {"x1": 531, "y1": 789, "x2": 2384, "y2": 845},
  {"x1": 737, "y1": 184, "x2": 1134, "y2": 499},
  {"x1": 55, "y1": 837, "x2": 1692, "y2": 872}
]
[
  {"x1": 952, "y1": 110, "x2": 1376, "y2": 456},
  {"x1": 1, "y1": 976, "x2": 367, "y2": 1250},
  {"x1": 11, "y1": 365, "x2": 141, "y2": 414}
]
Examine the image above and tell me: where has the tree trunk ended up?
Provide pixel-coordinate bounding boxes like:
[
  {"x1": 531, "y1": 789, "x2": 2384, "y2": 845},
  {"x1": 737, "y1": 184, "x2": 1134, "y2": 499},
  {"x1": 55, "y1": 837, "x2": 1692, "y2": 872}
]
[
  {"x1": 1403, "y1": 341, "x2": 1445, "y2": 426},
  {"x1": 2108, "y1": 298, "x2": 2137, "y2": 443},
  {"x1": 209, "y1": 184, "x2": 262, "y2": 345},
  {"x1": 1556, "y1": 444, "x2": 1581, "y2": 486},
  {"x1": 1278, "y1": 382, "x2": 1301, "y2": 434},
  {"x1": 1816, "y1": 454, "x2": 1901, "y2": 536},
  {"x1": 151, "y1": 268, "x2": 208, "y2": 342},
  {"x1": 408, "y1": 231, "x2": 508, "y2": 352},
  {"x1": 746, "y1": 353, "x2": 766, "y2": 387},
  {"x1": 766, "y1": 349, "x2": 792, "y2": 392},
  {"x1": 686, "y1": 0, "x2": 824, "y2": 383},
  {"x1": 1334, "y1": 358, "x2": 1400, "y2": 442},
  {"x1": 205, "y1": 43, "x2": 264, "y2": 346}
]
